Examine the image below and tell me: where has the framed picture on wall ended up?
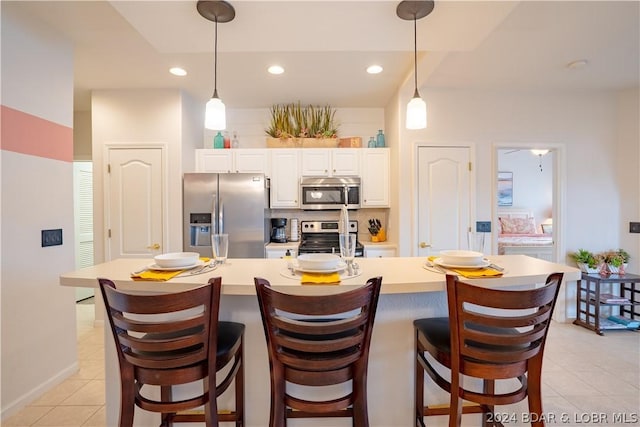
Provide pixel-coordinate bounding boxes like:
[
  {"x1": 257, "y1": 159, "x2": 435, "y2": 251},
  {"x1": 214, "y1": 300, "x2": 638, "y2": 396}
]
[{"x1": 498, "y1": 171, "x2": 513, "y2": 206}]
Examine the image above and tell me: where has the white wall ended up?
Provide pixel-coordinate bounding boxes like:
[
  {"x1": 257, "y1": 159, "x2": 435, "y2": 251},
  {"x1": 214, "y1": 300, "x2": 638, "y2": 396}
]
[
  {"x1": 204, "y1": 107, "x2": 385, "y2": 149},
  {"x1": 1, "y1": 5, "x2": 78, "y2": 418},
  {"x1": 393, "y1": 87, "x2": 636, "y2": 267},
  {"x1": 91, "y1": 89, "x2": 196, "y2": 263}
]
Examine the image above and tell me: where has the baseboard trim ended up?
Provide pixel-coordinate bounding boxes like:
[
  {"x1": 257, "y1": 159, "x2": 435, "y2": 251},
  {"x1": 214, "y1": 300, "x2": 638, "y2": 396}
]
[{"x1": 0, "y1": 362, "x2": 79, "y2": 421}]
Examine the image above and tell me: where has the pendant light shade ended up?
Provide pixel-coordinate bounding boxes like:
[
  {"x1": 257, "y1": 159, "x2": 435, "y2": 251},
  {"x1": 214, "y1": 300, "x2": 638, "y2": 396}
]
[
  {"x1": 397, "y1": 1, "x2": 434, "y2": 130},
  {"x1": 205, "y1": 95, "x2": 226, "y2": 130},
  {"x1": 198, "y1": 1, "x2": 235, "y2": 130},
  {"x1": 406, "y1": 90, "x2": 427, "y2": 129}
]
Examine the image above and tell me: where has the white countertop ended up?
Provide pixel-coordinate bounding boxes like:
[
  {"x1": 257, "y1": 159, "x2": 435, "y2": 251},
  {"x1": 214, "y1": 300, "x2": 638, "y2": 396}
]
[
  {"x1": 60, "y1": 255, "x2": 581, "y2": 296},
  {"x1": 63, "y1": 255, "x2": 581, "y2": 427}
]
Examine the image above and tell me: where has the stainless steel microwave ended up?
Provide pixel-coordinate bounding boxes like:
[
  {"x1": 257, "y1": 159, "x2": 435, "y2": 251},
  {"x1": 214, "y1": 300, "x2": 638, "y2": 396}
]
[{"x1": 300, "y1": 177, "x2": 361, "y2": 210}]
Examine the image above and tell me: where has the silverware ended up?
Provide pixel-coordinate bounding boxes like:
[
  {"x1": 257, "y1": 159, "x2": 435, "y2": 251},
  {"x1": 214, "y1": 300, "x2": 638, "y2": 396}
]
[
  {"x1": 131, "y1": 267, "x2": 148, "y2": 275},
  {"x1": 186, "y1": 261, "x2": 217, "y2": 275},
  {"x1": 487, "y1": 262, "x2": 504, "y2": 271},
  {"x1": 424, "y1": 260, "x2": 448, "y2": 274}
]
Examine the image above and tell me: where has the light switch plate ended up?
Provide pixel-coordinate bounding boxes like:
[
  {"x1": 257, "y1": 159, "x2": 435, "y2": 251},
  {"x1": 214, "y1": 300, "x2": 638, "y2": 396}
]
[
  {"x1": 476, "y1": 221, "x2": 491, "y2": 233},
  {"x1": 42, "y1": 229, "x2": 63, "y2": 247}
]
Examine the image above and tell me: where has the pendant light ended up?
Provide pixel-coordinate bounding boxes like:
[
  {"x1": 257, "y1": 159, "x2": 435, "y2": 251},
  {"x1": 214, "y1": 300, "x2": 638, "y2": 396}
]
[
  {"x1": 197, "y1": 1, "x2": 235, "y2": 130},
  {"x1": 397, "y1": 1, "x2": 434, "y2": 130}
]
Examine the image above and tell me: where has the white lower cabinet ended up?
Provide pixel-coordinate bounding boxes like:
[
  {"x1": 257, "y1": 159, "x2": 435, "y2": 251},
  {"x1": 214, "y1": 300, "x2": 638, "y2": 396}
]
[
  {"x1": 265, "y1": 243, "x2": 299, "y2": 259},
  {"x1": 363, "y1": 243, "x2": 396, "y2": 258}
]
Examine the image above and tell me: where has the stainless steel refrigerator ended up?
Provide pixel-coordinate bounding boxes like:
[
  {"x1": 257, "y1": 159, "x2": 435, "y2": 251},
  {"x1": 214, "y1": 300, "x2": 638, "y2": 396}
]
[{"x1": 183, "y1": 173, "x2": 269, "y2": 258}]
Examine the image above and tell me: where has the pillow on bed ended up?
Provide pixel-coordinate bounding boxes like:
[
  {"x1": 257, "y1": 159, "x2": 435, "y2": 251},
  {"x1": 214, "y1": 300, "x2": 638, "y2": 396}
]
[{"x1": 499, "y1": 217, "x2": 537, "y2": 234}]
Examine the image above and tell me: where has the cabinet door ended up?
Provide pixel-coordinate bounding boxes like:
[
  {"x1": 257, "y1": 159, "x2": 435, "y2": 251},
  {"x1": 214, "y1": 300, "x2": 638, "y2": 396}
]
[
  {"x1": 234, "y1": 149, "x2": 269, "y2": 174},
  {"x1": 332, "y1": 149, "x2": 360, "y2": 176},
  {"x1": 301, "y1": 149, "x2": 330, "y2": 176},
  {"x1": 270, "y1": 150, "x2": 300, "y2": 208},
  {"x1": 265, "y1": 247, "x2": 298, "y2": 259},
  {"x1": 360, "y1": 148, "x2": 390, "y2": 207},
  {"x1": 364, "y1": 248, "x2": 397, "y2": 258},
  {"x1": 196, "y1": 149, "x2": 233, "y2": 173}
]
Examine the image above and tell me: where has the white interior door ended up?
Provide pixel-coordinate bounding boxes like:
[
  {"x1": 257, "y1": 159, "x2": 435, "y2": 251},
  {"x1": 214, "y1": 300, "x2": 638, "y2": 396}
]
[
  {"x1": 417, "y1": 146, "x2": 471, "y2": 256},
  {"x1": 73, "y1": 161, "x2": 94, "y2": 301},
  {"x1": 106, "y1": 147, "x2": 164, "y2": 260}
]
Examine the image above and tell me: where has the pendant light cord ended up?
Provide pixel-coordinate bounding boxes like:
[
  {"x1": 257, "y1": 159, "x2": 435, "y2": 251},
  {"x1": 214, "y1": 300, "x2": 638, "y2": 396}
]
[
  {"x1": 213, "y1": 18, "x2": 219, "y2": 98},
  {"x1": 413, "y1": 14, "x2": 418, "y2": 96}
]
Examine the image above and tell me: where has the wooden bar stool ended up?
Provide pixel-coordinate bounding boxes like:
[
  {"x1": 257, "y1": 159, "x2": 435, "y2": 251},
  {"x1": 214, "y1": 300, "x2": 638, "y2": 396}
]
[
  {"x1": 254, "y1": 276, "x2": 382, "y2": 427},
  {"x1": 414, "y1": 273, "x2": 563, "y2": 427},
  {"x1": 99, "y1": 277, "x2": 244, "y2": 427}
]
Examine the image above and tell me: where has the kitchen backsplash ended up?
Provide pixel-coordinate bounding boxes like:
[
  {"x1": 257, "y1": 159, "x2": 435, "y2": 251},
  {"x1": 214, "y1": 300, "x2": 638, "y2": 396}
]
[{"x1": 266, "y1": 208, "x2": 389, "y2": 243}]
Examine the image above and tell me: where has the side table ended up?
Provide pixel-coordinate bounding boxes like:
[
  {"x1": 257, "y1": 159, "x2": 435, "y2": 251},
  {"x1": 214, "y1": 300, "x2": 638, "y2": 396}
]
[{"x1": 574, "y1": 272, "x2": 640, "y2": 335}]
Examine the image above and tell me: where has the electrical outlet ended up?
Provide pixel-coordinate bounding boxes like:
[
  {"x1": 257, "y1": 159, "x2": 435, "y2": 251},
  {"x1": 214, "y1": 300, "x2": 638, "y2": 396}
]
[
  {"x1": 476, "y1": 221, "x2": 491, "y2": 233},
  {"x1": 630, "y1": 222, "x2": 640, "y2": 233},
  {"x1": 42, "y1": 229, "x2": 63, "y2": 247}
]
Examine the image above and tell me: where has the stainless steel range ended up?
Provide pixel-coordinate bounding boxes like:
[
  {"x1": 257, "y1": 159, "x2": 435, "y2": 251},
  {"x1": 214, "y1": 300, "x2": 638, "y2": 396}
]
[{"x1": 298, "y1": 220, "x2": 364, "y2": 257}]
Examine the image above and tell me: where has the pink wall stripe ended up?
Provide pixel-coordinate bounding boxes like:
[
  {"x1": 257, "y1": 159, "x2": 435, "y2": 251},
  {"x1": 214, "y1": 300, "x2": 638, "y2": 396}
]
[{"x1": 1, "y1": 105, "x2": 73, "y2": 162}]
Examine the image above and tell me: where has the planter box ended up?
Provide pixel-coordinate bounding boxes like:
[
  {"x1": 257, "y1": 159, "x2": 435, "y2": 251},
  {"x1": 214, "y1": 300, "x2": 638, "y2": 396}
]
[
  {"x1": 577, "y1": 262, "x2": 600, "y2": 274},
  {"x1": 266, "y1": 137, "x2": 339, "y2": 148}
]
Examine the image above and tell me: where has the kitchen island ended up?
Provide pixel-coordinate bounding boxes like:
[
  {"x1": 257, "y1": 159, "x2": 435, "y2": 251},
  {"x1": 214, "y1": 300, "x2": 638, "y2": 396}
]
[{"x1": 60, "y1": 255, "x2": 580, "y2": 427}]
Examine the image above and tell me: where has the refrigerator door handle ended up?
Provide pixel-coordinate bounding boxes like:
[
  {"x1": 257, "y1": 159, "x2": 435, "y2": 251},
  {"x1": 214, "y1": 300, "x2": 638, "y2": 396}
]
[
  {"x1": 212, "y1": 193, "x2": 219, "y2": 234},
  {"x1": 219, "y1": 199, "x2": 224, "y2": 233}
]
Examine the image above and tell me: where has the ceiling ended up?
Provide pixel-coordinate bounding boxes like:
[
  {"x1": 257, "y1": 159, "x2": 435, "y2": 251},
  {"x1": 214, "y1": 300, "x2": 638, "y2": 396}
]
[{"x1": 10, "y1": 1, "x2": 640, "y2": 112}]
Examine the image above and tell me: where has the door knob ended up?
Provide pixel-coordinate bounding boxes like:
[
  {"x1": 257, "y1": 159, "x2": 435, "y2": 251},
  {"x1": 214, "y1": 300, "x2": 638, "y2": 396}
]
[
  {"x1": 419, "y1": 242, "x2": 431, "y2": 248},
  {"x1": 147, "y1": 243, "x2": 160, "y2": 250}
]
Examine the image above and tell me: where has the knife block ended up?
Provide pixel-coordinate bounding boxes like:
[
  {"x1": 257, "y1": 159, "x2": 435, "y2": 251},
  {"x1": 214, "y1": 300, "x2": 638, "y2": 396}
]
[{"x1": 371, "y1": 228, "x2": 386, "y2": 242}]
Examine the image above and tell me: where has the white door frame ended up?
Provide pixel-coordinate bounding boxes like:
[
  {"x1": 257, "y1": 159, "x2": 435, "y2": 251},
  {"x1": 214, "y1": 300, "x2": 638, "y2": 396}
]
[
  {"x1": 492, "y1": 143, "x2": 569, "y2": 321},
  {"x1": 491, "y1": 143, "x2": 566, "y2": 263}
]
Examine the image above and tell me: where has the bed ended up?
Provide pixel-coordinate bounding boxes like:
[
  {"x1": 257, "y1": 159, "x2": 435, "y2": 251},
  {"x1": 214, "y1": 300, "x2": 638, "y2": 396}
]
[{"x1": 497, "y1": 209, "x2": 554, "y2": 261}]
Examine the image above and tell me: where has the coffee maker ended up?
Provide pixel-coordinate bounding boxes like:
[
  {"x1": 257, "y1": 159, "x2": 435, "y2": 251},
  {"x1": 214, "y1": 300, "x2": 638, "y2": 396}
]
[{"x1": 270, "y1": 218, "x2": 287, "y2": 243}]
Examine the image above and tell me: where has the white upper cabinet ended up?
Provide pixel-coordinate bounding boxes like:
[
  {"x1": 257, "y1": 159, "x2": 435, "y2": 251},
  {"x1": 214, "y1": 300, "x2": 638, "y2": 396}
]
[
  {"x1": 269, "y1": 149, "x2": 300, "y2": 208},
  {"x1": 196, "y1": 147, "x2": 389, "y2": 209},
  {"x1": 360, "y1": 148, "x2": 390, "y2": 208},
  {"x1": 196, "y1": 149, "x2": 270, "y2": 174},
  {"x1": 301, "y1": 148, "x2": 360, "y2": 177},
  {"x1": 234, "y1": 149, "x2": 270, "y2": 173},
  {"x1": 196, "y1": 150, "x2": 233, "y2": 173}
]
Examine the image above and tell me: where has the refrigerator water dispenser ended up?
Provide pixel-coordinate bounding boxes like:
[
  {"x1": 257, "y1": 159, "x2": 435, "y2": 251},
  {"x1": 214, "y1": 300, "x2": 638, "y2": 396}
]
[{"x1": 189, "y1": 213, "x2": 212, "y2": 247}]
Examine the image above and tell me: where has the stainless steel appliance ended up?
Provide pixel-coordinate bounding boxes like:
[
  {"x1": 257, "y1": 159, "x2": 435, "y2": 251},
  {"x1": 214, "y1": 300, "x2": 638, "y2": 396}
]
[
  {"x1": 183, "y1": 173, "x2": 268, "y2": 258},
  {"x1": 300, "y1": 177, "x2": 360, "y2": 210},
  {"x1": 298, "y1": 220, "x2": 364, "y2": 257},
  {"x1": 270, "y1": 218, "x2": 287, "y2": 243}
]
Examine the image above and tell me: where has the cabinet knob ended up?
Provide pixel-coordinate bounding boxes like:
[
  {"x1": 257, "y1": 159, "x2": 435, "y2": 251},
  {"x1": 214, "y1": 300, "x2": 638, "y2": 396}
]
[{"x1": 419, "y1": 242, "x2": 431, "y2": 248}]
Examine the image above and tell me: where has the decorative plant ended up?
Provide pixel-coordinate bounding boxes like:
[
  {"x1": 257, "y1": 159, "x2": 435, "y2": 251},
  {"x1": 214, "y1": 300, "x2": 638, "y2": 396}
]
[
  {"x1": 617, "y1": 248, "x2": 630, "y2": 264},
  {"x1": 570, "y1": 249, "x2": 598, "y2": 268},
  {"x1": 266, "y1": 104, "x2": 293, "y2": 138},
  {"x1": 266, "y1": 102, "x2": 338, "y2": 139},
  {"x1": 599, "y1": 249, "x2": 629, "y2": 267}
]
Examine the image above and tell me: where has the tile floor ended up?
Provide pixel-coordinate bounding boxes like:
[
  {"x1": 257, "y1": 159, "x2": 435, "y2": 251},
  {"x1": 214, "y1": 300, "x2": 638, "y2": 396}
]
[{"x1": 3, "y1": 302, "x2": 639, "y2": 426}]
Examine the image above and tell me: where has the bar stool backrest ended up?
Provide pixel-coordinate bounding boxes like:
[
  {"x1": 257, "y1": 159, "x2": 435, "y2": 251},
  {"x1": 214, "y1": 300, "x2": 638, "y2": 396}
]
[{"x1": 254, "y1": 276, "x2": 382, "y2": 425}]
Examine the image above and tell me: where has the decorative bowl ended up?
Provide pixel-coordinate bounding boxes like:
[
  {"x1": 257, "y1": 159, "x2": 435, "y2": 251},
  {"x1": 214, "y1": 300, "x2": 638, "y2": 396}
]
[
  {"x1": 154, "y1": 252, "x2": 200, "y2": 268},
  {"x1": 296, "y1": 253, "x2": 341, "y2": 271},
  {"x1": 439, "y1": 250, "x2": 484, "y2": 266}
]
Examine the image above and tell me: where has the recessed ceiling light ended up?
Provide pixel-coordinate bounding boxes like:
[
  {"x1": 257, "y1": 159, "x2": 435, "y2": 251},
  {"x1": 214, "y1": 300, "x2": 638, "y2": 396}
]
[
  {"x1": 367, "y1": 65, "x2": 383, "y2": 74},
  {"x1": 268, "y1": 65, "x2": 285, "y2": 75},
  {"x1": 169, "y1": 67, "x2": 187, "y2": 76},
  {"x1": 566, "y1": 59, "x2": 588, "y2": 70}
]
